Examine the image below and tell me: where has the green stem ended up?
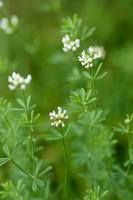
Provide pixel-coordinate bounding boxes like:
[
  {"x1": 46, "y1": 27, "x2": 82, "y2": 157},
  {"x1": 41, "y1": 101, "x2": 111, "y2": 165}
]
[
  {"x1": 22, "y1": 90, "x2": 36, "y2": 175},
  {"x1": 9, "y1": 156, "x2": 33, "y2": 179},
  {"x1": 91, "y1": 68, "x2": 96, "y2": 110},
  {"x1": 126, "y1": 130, "x2": 131, "y2": 174},
  {"x1": 0, "y1": 111, "x2": 15, "y2": 135},
  {"x1": 60, "y1": 126, "x2": 68, "y2": 200},
  {"x1": 0, "y1": 147, "x2": 33, "y2": 180},
  {"x1": 89, "y1": 119, "x2": 93, "y2": 188}
]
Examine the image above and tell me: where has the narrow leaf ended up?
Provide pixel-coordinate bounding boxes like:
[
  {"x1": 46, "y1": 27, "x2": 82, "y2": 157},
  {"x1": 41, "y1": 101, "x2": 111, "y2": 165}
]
[{"x1": 17, "y1": 98, "x2": 25, "y2": 108}]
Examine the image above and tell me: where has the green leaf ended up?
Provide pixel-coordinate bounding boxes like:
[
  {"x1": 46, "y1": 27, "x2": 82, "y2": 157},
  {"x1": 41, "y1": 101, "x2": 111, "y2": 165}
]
[
  {"x1": 83, "y1": 71, "x2": 93, "y2": 79},
  {"x1": 50, "y1": 128, "x2": 61, "y2": 137},
  {"x1": 17, "y1": 98, "x2": 25, "y2": 108},
  {"x1": 32, "y1": 181, "x2": 37, "y2": 192},
  {"x1": 36, "y1": 179, "x2": 44, "y2": 187},
  {"x1": 96, "y1": 72, "x2": 108, "y2": 80},
  {"x1": 27, "y1": 96, "x2": 31, "y2": 108},
  {"x1": 38, "y1": 166, "x2": 53, "y2": 177},
  {"x1": 17, "y1": 179, "x2": 22, "y2": 191},
  {"x1": 3, "y1": 144, "x2": 10, "y2": 156},
  {"x1": 33, "y1": 113, "x2": 40, "y2": 123},
  {"x1": 0, "y1": 158, "x2": 9, "y2": 166},
  {"x1": 86, "y1": 89, "x2": 92, "y2": 99},
  {"x1": 86, "y1": 97, "x2": 97, "y2": 104},
  {"x1": 64, "y1": 124, "x2": 71, "y2": 137},
  {"x1": 81, "y1": 26, "x2": 96, "y2": 40},
  {"x1": 36, "y1": 160, "x2": 43, "y2": 175},
  {"x1": 94, "y1": 62, "x2": 103, "y2": 79},
  {"x1": 47, "y1": 136, "x2": 62, "y2": 141},
  {"x1": 100, "y1": 190, "x2": 108, "y2": 198},
  {"x1": 124, "y1": 160, "x2": 130, "y2": 167},
  {"x1": 80, "y1": 88, "x2": 85, "y2": 101}
]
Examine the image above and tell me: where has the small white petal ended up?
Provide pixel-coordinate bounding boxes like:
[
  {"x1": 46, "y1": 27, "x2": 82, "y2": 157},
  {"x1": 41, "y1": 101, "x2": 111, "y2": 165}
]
[
  {"x1": 21, "y1": 84, "x2": 26, "y2": 90},
  {"x1": 89, "y1": 47, "x2": 93, "y2": 53},
  {"x1": 8, "y1": 84, "x2": 15, "y2": 90},
  {"x1": 72, "y1": 47, "x2": 76, "y2": 51},
  {"x1": 8, "y1": 76, "x2": 13, "y2": 83},
  {"x1": 11, "y1": 15, "x2": 18, "y2": 26}
]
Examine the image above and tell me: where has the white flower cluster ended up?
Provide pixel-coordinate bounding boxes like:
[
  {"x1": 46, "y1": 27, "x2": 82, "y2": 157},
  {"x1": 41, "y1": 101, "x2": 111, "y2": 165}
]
[
  {"x1": 88, "y1": 46, "x2": 106, "y2": 60},
  {"x1": 49, "y1": 107, "x2": 69, "y2": 127},
  {"x1": 78, "y1": 46, "x2": 105, "y2": 69},
  {"x1": 62, "y1": 34, "x2": 80, "y2": 52},
  {"x1": 8, "y1": 72, "x2": 32, "y2": 90},
  {"x1": 0, "y1": 1, "x2": 3, "y2": 8},
  {"x1": 0, "y1": 15, "x2": 19, "y2": 34},
  {"x1": 78, "y1": 50, "x2": 93, "y2": 69},
  {"x1": 125, "y1": 118, "x2": 130, "y2": 124}
]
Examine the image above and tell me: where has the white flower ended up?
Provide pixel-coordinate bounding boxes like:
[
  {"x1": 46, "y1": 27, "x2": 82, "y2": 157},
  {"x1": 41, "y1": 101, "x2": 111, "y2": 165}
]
[
  {"x1": 0, "y1": 1, "x2": 3, "y2": 8},
  {"x1": 0, "y1": 15, "x2": 19, "y2": 34},
  {"x1": 8, "y1": 72, "x2": 32, "y2": 90},
  {"x1": 11, "y1": 15, "x2": 19, "y2": 26},
  {"x1": 78, "y1": 46, "x2": 105, "y2": 69},
  {"x1": 88, "y1": 46, "x2": 106, "y2": 59},
  {"x1": 49, "y1": 107, "x2": 69, "y2": 127},
  {"x1": 125, "y1": 119, "x2": 130, "y2": 124},
  {"x1": 62, "y1": 34, "x2": 80, "y2": 52},
  {"x1": 78, "y1": 50, "x2": 94, "y2": 69}
]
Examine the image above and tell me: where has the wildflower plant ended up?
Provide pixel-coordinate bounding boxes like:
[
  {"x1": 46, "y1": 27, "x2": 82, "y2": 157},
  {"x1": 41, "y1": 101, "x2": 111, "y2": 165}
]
[{"x1": 0, "y1": 9, "x2": 133, "y2": 200}]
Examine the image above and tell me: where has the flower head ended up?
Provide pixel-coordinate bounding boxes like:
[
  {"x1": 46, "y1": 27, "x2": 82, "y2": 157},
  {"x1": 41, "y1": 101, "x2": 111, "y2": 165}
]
[
  {"x1": 49, "y1": 107, "x2": 69, "y2": 127},
  {"x1": 78, "y1": 46, "x2": 105, "y2": 69},
  {"x1": 88, "y1": 46, "x2": 106, "y2": 59},
  {"x1": 0, "y1": 15, "x2": 19, "y2": 34},
  {"x1": 78, "y1": 50, "x2": 93, "y2": 69},
  {"x1": 62, "y1": 34, "x2": 80, "y2": 52},
  {"x1": 8, "y1": 72, "x2": 32, "y2": 90}
]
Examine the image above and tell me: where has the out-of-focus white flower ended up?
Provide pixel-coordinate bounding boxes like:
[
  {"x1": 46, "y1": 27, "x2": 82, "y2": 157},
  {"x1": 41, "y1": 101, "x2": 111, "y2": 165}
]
[
  {"x1": 125, "y1": 119, "x2": 130, "y2": 124},
  {"x1": 88, "y1": 46, "x2": 106, "y2": 59},
  {"x1": 0, "y1": 15, "x2": 19, "y2": 34},
  {"x1": 8, "y1": 72, "x2": 32, "y2": 90},
  {"x1": 11, "y1": 15, "x2": 19, "y2": 26},
  {"x1": 0, "y1": 1, "x2": 3, "y2": 7},
  {"x1": 49, "y1": 107, "x2": 69, "y2": 127},
  {"x1": 62, "y1": 34, "x2": 80, "y2": 52}
]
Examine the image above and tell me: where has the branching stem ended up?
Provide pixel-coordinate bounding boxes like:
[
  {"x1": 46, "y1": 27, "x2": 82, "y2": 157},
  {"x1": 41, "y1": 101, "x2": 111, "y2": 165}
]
[{"x1": 22, "y1": 90, "x2": 36, "y2": 175}]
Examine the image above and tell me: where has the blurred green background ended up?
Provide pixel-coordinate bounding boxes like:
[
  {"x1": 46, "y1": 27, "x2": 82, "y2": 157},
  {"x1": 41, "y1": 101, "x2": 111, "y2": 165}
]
[
  {"x1": 0, "y1": 0, "x2": 133, "y2": 198},
  {"x1": 0, "y1": 0, "x2": 133, "y2": 123}
]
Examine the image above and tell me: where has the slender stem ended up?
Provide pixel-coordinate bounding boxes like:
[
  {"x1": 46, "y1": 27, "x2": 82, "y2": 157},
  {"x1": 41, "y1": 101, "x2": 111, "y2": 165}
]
[
  {"x1": 22, "y1": 90, "x2": 36, "y2": 175},
  {"x1": 0, "y1": 111, "x2": 15, "y2": 135},
  {"x1": 89, "y1": 118, "x2": 93, "y2": 188},
  {"x1": 60, "y1": 125, "x2": 68, "y2": 200},
  {"x1": 126, "y1": 128, "x2": 131, "y2": 174},
  {"x1": 0, "y1": 147, "x2": 33, "y2": 179},
  {"x1": 9, "y1": 156, "x2": 33, "y2": 179},
  {"x1": 91, "y1": 68, "x2": 96, "y2": 110}
]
